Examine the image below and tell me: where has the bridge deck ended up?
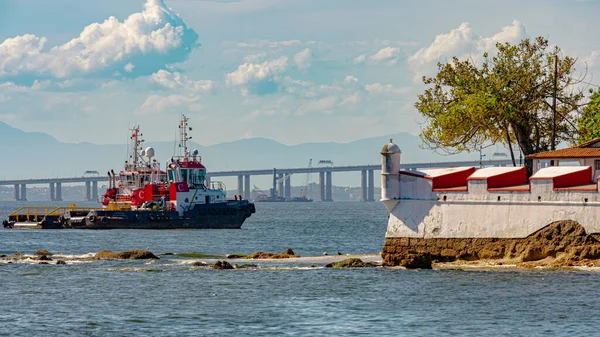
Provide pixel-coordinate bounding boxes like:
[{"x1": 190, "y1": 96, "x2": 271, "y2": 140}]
[{"x1": 0, "y1": 160, "x2": 513, "y2": 185}]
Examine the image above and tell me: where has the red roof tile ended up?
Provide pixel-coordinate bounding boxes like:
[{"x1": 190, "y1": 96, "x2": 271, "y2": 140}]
[{"x1": 526, "y1": 138, "x2": 600, "y2": 159}]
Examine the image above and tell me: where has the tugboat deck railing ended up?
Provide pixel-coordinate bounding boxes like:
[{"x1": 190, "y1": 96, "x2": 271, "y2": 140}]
[{"x1": 9, "y1": 205, "x2": 103, "y2": 218}]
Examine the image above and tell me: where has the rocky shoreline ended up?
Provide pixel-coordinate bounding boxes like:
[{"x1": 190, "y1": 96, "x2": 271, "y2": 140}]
[{"x1": 382, "y1": 220, "x2": 600, "y2": 269}]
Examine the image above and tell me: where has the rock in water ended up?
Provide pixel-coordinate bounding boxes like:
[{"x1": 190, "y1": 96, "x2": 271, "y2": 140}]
[
  {"x1": 192, "y1": 261, "x2": 208, "y2": 267},
  {"x1": 56, "y1": 260, "x2": 67, "y2": 265},
  {"x1": 213, "y1": 260, "x2": 234, "y2": 269},
  {"x1": 283, "y1": 248, "x2": 295, "y2": 255},
  {"x1": 35, "y1": 250, "x2": 53, "y2": 256},
  {"x1": 8, "y1": 253, "x2": 25, "y2": 260},
  {"x1": 118, "y1": 250, "x2": 159, "y2": 260},
  {"x1": 325, "y1": 258, "x2": 377, "y2": 268},
  {"x1": 399, "y1": 253, "x2": 432, "y2": 269},
  {"x1": 95, "y1": 250, "x2": 159, "y2": 260},
  {"x1": 38, "y1": 255, "x2": 52, "y2": 261},
  {"x1": 94, "y1": 250, "x2": 120, "y2": 259}
]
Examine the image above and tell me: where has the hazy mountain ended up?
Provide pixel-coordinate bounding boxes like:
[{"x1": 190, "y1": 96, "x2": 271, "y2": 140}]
[{"x1": 0, "y1": 121, "x2": 481, "y2": 185}]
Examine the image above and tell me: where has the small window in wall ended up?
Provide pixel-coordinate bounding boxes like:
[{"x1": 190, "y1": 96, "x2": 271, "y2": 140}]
[
  {"x1": 596, "y1": 160, "x2": 600, "y2": 171},
  {"x1": 181, "y1": 169, "x2": 188, "y2": 182}
]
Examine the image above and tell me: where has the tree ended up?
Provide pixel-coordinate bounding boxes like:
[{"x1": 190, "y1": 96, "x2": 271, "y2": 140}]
[
  {"x1": 576, "y1": 89, "x2": 600, "y2": 144},
  {"x1": 415, "y1": 37, "x2": 585, "y2": 168}
]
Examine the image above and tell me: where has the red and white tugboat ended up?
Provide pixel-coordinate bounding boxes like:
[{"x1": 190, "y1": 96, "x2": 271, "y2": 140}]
[
  {"x1": 3, "y1": 115, "x2": 256, "y2": 229},
  {"x1": 102, "y1": 125, "x2": 168, "y2": 210}
]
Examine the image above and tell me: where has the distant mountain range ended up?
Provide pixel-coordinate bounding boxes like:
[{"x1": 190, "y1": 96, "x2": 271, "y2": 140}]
[{"x1": 0, "y1": 121, "x2": 481, "y2": 186}]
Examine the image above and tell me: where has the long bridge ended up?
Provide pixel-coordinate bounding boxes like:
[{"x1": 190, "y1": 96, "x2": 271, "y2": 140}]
[{"x1": 0, "y1": 159, "x2": 513, "y2": 202}]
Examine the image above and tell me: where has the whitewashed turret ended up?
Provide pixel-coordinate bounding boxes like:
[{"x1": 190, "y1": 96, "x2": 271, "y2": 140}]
[{"x1": 381, "y1": 139, "x2": 401, "y2": 211}]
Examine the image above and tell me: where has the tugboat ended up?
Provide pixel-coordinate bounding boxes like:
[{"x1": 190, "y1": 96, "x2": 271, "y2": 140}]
[{"x1": 2, "y1": 116, "x2": 256, "y2": 229}]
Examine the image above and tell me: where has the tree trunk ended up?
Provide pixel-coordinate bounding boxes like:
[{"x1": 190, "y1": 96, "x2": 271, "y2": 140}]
[{"x1": 504, "y1": 125, "x2": 516, "y2": 166}]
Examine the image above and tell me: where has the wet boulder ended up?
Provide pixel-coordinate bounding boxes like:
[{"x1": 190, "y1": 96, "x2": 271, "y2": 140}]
[
  {"x1": 248, "y1": 249, "x2": 299, "y2": 259},
  {"x1": 192, "y1": 261, "x2": 208, "y2": 267},
  {"x1": 56, "y1": 260, "x2": 67, "y2": 265},
  {"x1": 94, "y1": 250, "x2": 120, "y2": 259},
  {"x1": 325, "y1": 258, "x2": 377, "y2": 269},
  {"x1": 8, "y1": 253, "x2": 25, "y2": 260},
  {"x1": 399, "y1": 253, "x2": 432, "y2": 269},
  {"x1": 34, "y1": 250, "x2": 53, "y2": 257},
  {"x1": 213, "y1": 261, "x2": 234, "y2": 269},
  {"x1": 118, "y1": 250, "x2": 159, "y2": 260}
]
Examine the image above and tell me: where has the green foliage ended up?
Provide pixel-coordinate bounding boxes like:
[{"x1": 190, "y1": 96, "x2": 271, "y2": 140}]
[
  {"x1": 416, "y1": 37, "x2": 584, "y2": 162},
  {"x1": 576, "y1": 89, "x2": 600, "y2": 143}
]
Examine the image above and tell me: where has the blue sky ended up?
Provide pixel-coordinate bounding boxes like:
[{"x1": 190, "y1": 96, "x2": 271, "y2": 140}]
[{"x1": 1, "y1": 0, "x2": 599, "y2": 146}]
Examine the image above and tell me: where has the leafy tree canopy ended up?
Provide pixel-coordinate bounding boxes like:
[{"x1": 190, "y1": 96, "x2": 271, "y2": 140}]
[
  {"x1": 415, "y1": 37, "x2": 585, "y2": 166},
  {"x1": 576, "y1": 89, "x2": 600, "y2": 144}
]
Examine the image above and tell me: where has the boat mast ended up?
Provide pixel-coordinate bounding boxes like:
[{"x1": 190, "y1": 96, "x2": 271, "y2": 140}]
[
  {"x1": 129, "y1": 125, "x2": 144, "y2": 170},
  {"x1": 178, "y1": 115, "x2": 192, "y2": 161}
]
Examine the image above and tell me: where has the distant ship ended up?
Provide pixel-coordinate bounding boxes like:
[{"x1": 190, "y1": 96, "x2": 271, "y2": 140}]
[
  {"x1": 255, "y1": 195, "x2": 313, "y2": 202},
  {"x1": 253, "y1": 169, "x2": 313, "y2": 203}
]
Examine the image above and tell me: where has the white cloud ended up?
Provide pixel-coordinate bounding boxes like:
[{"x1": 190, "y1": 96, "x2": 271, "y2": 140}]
[
  {"x1": 370, "y1": 47, "x2": 399, "y2": 61},
  {"x1": 225, "y1": 56, "x2": 288, "y2": 95},
  {"x1": 151, "y1": 69, "x2": 214, "y2": 93},
  {"x1": 243, "y1": 53, "x2": 267, "y2": 63},
  {"x1": 365, "y1": 83, "x2": 411, "y2": 95},
  {"x1": 139, "y1": 94, "x2": 201, "y2": 114},
  {"x1": 225, "y1": 56, "x2": 288, "y2": 86},
  {"x1": 340, "y1": 93, "x2": 360, "y2": 105},
  {"x1": 343, "y1": 76, "x2": 358, "y2": 84},
  {"x1": 298, "y1": 96, "x2": 338, "y2": 114},
  {"x1": 480, "y1": 19, "x2": 528, "y2": 53},
  {"x1": 124, "y1": 63, "x2": 135, "y2": 73},
  {"x1": 0, "y1": 0, "x2": 198, "y2": 80},
  {"x1": 354, "y1": 54, "x2": 366, "y2": 64},
  {"x1": 294, "y1": 48, "x2": 313, "y2": 70},
  {"x1": 408, "y1": 20, "x2": 529, "y2": 82},
  {"x1": 235, "y1": 40, "x2": 301, "y2": 48}
]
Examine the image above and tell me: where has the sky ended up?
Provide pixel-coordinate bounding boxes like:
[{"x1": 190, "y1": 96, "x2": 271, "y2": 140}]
[{"x1": 1, "y1": 0, "x2": 600, "y2": 146}]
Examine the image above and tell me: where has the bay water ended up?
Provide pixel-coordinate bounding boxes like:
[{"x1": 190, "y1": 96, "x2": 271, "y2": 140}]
[{"x1": 1, "y1": 201, "x2": 599, "y2": 336}]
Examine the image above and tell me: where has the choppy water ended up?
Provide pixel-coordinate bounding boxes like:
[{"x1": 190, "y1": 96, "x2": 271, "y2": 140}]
[{"x1": 1, "y1": 201, "x2": 600, "y2": 336}]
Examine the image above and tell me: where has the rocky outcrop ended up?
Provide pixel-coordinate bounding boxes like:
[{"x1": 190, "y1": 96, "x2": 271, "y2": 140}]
[
  {"x1": 382, "y1": 220, "x2": 600, "y2": 268},
  {"x1": 56, "y1": 260, "x2": 67, "y2": 265},
  {"x1": 94, "y1": 250, "x2": 159, "y2": 260},
  {"x1": 118, "y1": 250, "x2": 159, "y2": 260},
  {"x1": 95, "y1": 250, "x2": 121, "y2": 259},
  {"x1": 213, "y1": 261, "x2": 234, "y2": 269},
  {"x1": 325, "y1": 258, "x2": 378, "y2": 269},
  {"x1": 7, "y1": 253, "x2": 25, "y2": 260},
  {"x1": 248, "y1": 249, "x2": 299, "y2": 259},
  {"x1": 34, "y1": 250, "x2": 52, "y2": 256}
]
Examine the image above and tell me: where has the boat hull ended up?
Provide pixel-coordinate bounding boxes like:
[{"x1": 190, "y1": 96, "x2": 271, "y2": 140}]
[{"x1": 5, "y1": 201, "x2": 256, "y2": 230}]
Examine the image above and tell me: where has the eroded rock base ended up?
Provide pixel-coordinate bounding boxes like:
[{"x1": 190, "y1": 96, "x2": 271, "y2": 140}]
[{"x1": 382, "y1": 220, "x2": 600, "y2": 268}]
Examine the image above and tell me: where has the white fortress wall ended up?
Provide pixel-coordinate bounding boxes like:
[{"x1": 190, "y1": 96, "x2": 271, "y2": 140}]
[{"x1": 386, "y1": 174, "x2": 600, "y2": 239}]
